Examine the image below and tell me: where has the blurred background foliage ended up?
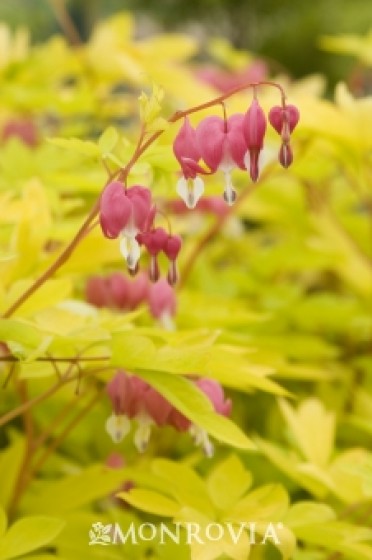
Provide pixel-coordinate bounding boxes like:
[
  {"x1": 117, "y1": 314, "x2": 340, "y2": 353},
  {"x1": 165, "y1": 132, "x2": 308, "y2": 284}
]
[{"x1": 0, "y1": 0, "x2": 371, "y2": 92}]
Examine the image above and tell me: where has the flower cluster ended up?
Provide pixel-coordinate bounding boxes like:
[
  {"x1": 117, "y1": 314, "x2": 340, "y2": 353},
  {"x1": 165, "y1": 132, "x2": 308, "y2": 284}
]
[
  {"x1": 99, "y1": 181, "x2": 182, "y2": 283},
  {"x1": 86, "y1": 272, "x2": 177, "y2": 328},
  {"x1": 173, "y1": 95, "x2": 300, "y2": 209},
  {"x1": 106, "y1": 371, "x2": 231, "y2": 456}
]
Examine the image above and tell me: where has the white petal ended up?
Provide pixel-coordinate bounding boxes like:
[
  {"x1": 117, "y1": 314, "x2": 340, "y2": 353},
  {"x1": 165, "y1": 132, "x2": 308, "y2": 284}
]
[
  {"x1": 176, "y1": 176, "x2": 204, "y2": 209},
  {"x1": 105, "y1": 414, "x2": 131, "y2": 443},
  {"x1": 134, "y1": 413, "x2": 153, "y2": 453},
  {"x1": 176, "y1": 177, "x2": 189, "y2": 206},
  {"x1": 222, "y1": 171, "x2": 237, "y2": 206},
  {"x1": 192, "y1": 177, "x2": 205, "y2": 207},
  {"x1": 159, "y1": 311, "x2": 175, "y2": 331},
  {"x1": 120, "y1": 235, "x2": 141, "y2": 270},
  {"x1": 189, "y1": 425, "x2": 214, "y2": 457}
]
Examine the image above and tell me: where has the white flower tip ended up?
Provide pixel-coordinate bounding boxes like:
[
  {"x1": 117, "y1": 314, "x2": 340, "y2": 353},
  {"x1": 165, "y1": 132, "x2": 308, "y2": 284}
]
[
  {"x1": 176, "y1": 177, "x2": 204, "y2": 209},
  {"x1": 160, "y1": 311, "x2": 175, "y2": 331},
  {"x1": 223, "y1": 171, "x2": 237, "y2": 206},
  {"x1": 189, "y1": 425, "x2": 215, "y2": 458},
  {"x1": 134, "y1": 416, "x2": 153, "y2": 453},
  {"x1": 120, "y1": 235, "x2": 141, "y2": 270},
  {"x1": 223, "y1": 187, "x2": 237, "y2": 206},
  {"x1": 105, "y1": 414, "x2": 131, "y2": 443},
  {"x1": 203, "y1": 437, "x2": 215, "y2": 458}
]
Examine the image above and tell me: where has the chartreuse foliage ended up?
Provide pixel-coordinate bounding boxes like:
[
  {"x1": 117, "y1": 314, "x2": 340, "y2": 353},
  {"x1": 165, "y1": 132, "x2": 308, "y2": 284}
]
[
  {"x1": 0, "y1": 11, "x2": 371, "y2": 560},
  {"x1": 0, "y1": 506, "x2": 64, "y2": 560}
]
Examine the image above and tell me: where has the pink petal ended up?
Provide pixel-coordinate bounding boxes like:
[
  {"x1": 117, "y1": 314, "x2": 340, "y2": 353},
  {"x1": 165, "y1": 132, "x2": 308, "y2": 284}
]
[
  {"x1": 243, "y1": 99, "x2": 267, "y2": 150},
  {"x1": 195, "y1": 116, "x2": 225, "y2": 171},
  {"x1": 107, "y1": 273, "x2": 130, "y2": 309},
  {"x1": 127, "y1": 376, "x2": 148, "y2": 418},
  {"x1": 195, "y1": 378, "x2": 231, "y2": 417},
  {"x1": 173, "y1": 118, "x2": 201, "y2": 168},
  {"x1": 279, "y1": 143, "x2": 293, "y2": 168},
  {"x1": 163, "y1": 235, "x2": 182, "y2": 261},
  {"x1": 125, "y1": 273, "x2": 149, "y2": 309},
  {"x1": 85, "y1": 276, "x2": 111, "y2": 308},
  {"x1": 141, "y1": 227, "x2": 168, "y2": 256},
  {"x1": 126, "y1": 185, "x2": 153, "y2": 232},
  {"x1": 144, "y1": 389, "x2": 173, "y2": 426},
  {"x1": 245, "y1": 149, "x2": 261, "y2": 182},
  {"x1": 148, "y1": 279, "x2": 177, "y2": 319},
  {"x1": 168, "y1": 408, "x2": 191, "y2": 431},
  {"x1": 107, "y1": 371, "x2": 133, "y2": 415},
  {"x1": 226, "y1": 113, "x2": 247, "y2": 170},
  {"x1": 268, "y1": 104, "x2": 300, "y2": 135},
  {"x1": 180, "y1": 157, "x2": 208, "y2": 178},
  {"x1": 167, "y1": 260, "x2": 179, "y2": 286},
  {"x1": 100, "y1": 181, "x2": 131, "y2": 239}
]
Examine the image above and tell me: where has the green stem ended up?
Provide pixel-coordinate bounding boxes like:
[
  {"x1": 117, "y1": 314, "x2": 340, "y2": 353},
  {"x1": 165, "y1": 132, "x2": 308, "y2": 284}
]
[{"x1": 0, "y1": 364, "x2": 111, "y2": 429}]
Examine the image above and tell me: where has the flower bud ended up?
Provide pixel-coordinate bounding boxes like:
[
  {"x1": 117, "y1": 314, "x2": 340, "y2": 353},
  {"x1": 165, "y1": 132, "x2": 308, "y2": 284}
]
[
  {"x1": 243, "y1": 98, "x2": 267, "y2": 182},
  {"x1": 279, "y1": 143, "x2": 293, "y2": 168},
  {"x1": 268, "y1": 104, "x2": 300, "y2": 136}
]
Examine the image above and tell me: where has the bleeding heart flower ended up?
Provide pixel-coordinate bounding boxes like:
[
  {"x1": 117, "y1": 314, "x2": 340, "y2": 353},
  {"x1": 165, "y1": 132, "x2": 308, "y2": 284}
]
[
  {"x1": 100, "y1": 182, "x2": 153, "y2": 272},
  {"x1": 268, "y1": 104, "x2": 300, "y2": 168},
  {"x1": 173, "y1": 118, "x2": 207, "y2": 209},
  {"x1": 195, "y1": 114, "x2": 246, "y2": 205},
  {"x1": 268, "y1": 104, "x2": 300, "y2": 138}
]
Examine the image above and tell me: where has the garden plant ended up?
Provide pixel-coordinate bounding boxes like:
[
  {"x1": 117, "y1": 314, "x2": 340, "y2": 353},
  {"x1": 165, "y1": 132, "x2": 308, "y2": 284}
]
[{"x1": 0, "y1": 11, "x2": 371, "y2": 560}]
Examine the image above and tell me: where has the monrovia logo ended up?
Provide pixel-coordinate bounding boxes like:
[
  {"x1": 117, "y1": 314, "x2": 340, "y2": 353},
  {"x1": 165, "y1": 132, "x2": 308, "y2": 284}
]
[
  {"x1": 88, "y1": 521, "x2": 283, "y2": 546},
  {"x1": 89, "y1": 522, "x2": 112, "y2": 545}
]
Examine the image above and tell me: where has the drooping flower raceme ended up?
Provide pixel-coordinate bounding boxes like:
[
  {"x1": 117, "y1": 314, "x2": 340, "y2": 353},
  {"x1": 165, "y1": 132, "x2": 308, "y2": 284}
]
[
  {"x1": 195, "y1": 114, "x2": 246, "y2": 205},
  {"x1": 105, "y1": 371, "x2": 231, "y2": 456},
  {"x1": 268, "y1": 104, "x2": 300, "y2": 168},
  {"x1": 99, "y1": 182, "x2": 154, "y2": 272},
  {"x1": 173, "y1": 117, "x2": 206, "y2": 209},
  {"x1": 172, "y1": 91, "x2": 299, "y2": 208}
]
